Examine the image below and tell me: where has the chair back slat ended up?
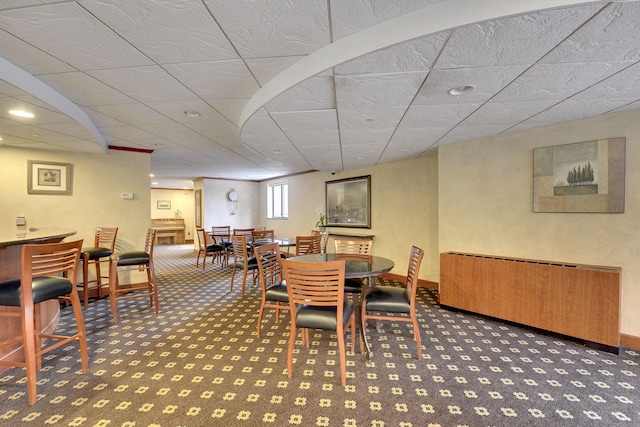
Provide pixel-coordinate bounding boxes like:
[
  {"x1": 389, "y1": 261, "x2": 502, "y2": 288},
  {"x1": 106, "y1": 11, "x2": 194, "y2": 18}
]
[
  {"x1": 95, "y1": 227, "x2": 118, "y2": 249},
  {"x1": 333, "y1": 238, "x2": 372, "y2": 255},
  {"x1": 26, "y1": 241, "x2": 83, "y2": 278},
  {"x1": 295, "y1": 235, "x2": 321, "y2": 256},
  {"x1": 281, "y1": 259, "x2": 345, "y2": 307}
]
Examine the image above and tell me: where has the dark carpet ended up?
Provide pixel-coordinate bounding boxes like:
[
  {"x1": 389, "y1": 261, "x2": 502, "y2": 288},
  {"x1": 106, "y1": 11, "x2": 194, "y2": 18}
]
[{"x1": 0, "y1": 244, "x2": 639, "y2": 426}]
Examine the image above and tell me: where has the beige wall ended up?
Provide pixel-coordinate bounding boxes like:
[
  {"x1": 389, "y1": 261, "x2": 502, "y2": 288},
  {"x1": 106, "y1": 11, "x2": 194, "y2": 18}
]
[
  {"x1": 260, "y1": 155, "x2": 440, "y2": 282},
  {"x1": 151, "y1": 188, "x2": 195, "y2": 242},
  {"x1": 439, "y1": 108, "x2": 640, "y2": 337},
  {"x1": 0, "y1": 146, "x2": 151, "y2": 252}
]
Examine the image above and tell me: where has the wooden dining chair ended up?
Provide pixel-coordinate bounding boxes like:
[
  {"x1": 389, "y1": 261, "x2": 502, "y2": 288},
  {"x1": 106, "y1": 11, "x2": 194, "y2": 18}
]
[
  {"x1": 361, "y1": 246, "x2": 425, "y2": 359},
  {"x1": 333, "y1": 238, "x2": 374, "y2": 294},
  {"x1": 251, "y1": 229, "x2": 275, "y2": 252},
  {"x1": 108, "y1": 228, "x2": 159, "y2": 323},
  {"x1": 295, "y1": 234, "x2": 321, "y2": 256},
  {"x1": 311, "y1": 230, "x2": 329, "y2": 254},
  {"x1": 254, "y1": 242, "x2": 289, "y2": 337},
  {"x1": 281, "y1": 258, "x2": 356, "y2": 386},
  {"x1": 80, "y1": 226, "x2": 118, "y2": 307},
  {"x1": 233, "y1": 228, "x2": 255, "y2": 243},
  {"x1": 0, "y1": 239, "x2": 88, "y2": 405},
  {"x1": 196, "y1": 228, "x2": 225, "y2": 269},
  {"x1": 230, "y1": 235, "x2": 259, "y2": 296}
]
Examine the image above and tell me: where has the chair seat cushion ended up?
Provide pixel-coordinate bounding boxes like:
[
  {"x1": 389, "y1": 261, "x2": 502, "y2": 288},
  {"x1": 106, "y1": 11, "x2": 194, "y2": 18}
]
[
  {"x1": 206, "y1": 244, "x2": 224, "y2": 252},
  {"x1": 265, "y1": 283, "x2": 288, "y2": 302},
  {"x1": 234, "y1": 257, "x2": 258, "y2": 270},
  {"x1": 364, "y1": 286, "x2": 410, "y2": 313},
  {"x1": 82, "y1": 246, "x2": 113, "y2": 260},
  {"x1": 344, "y1": 279, "x2": 364, "y2": 293},
  {"x1": 295, "y1": 301, "x2": 355, "y2": 330},
  {"x1": 116, "y1": 251, "x2": 150, "y2": 266},
  {"x1": 0, "y1": 276, "x2": 72, "y2": 306}
]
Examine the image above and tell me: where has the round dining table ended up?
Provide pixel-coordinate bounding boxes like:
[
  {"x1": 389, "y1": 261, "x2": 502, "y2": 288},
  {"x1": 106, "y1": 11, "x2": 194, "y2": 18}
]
[{"x1": 288, "y1": 253, "x2": 395, "y2": 360}]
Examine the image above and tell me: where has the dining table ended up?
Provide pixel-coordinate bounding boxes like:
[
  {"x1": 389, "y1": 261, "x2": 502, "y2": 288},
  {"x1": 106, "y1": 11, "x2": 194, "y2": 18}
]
[{"x1": 288, "y1": 253, "x2": 395, "y2": 360}]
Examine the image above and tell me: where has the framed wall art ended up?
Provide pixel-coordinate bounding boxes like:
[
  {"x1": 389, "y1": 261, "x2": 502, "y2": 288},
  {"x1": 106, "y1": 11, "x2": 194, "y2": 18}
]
[
  {"x1": 325, "y1": 175, "x2": 371, "y2": 228},
  {"x1": 533, "y1": 137, "x2": 625, "y2": 213},
  {"x1": 157, "y1": 200, "x2": 171, "y2": 209},
  {"x1": 27, "y1": 160, "x2": 73, "y2": 195}
]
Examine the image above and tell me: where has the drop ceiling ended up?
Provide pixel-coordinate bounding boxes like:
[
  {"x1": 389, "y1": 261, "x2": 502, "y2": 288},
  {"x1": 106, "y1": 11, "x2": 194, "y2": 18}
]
[{"x1": 1, "y1": 0, "x2": 639, "y2": 189}]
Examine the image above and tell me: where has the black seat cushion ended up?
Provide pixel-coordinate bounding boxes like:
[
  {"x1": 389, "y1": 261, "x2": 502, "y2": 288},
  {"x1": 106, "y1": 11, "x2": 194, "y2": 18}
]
[
  {"x1": 364, "y1": 286, "x2": 410, "y2": 313},
  {"x1": 295, "y1": 301, "x2": 355, "y2": 330},
  {"x1": 344, "y1": 279, "x2": 364, "y2": 293},
  {"x1": 234, "y1": 257, "x2": 258, "y2": 270},
  {"x1": 206, "y1": 244, "x2": 224, "y2": 252},
  {"x1": 116, "y1": 251, "x2": 150, "y2": 266},
  {"x1": 82, "y1": 246, "x2": 113, "y2": 260},
  {"x1": 265, "y1": 283, "x2": 288, "y2": 302},
  {"x1": 0, "y1": 276, "x2": 72, "y2": 306}
]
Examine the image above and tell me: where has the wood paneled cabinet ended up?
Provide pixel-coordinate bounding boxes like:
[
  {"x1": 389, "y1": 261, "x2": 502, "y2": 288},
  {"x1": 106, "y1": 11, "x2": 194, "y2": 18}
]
[
  {"x1": 439, "y1": 252, "x2": 621, "y2": 351},
  {"x1": 151, "y1": 218, "x2": 185, "y2": 244}
]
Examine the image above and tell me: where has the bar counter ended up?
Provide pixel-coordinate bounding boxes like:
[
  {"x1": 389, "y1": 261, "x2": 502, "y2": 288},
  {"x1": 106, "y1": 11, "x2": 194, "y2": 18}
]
[{"x1": 0, "y1": 227, "x2": 77, "y2": 372}]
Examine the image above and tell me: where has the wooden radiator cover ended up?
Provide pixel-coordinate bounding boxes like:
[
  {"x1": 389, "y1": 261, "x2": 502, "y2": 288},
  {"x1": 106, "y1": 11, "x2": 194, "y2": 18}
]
[{"x1": 439, "y1": 252, "x2": 621, "y2": 349}]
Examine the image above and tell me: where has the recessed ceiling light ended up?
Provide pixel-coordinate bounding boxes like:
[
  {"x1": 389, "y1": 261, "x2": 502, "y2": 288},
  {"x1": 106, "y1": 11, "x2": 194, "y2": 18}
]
[
  {"x1": 151, "y1": 181, "x2": 158, "y2": 185},
  {"x1": 182, "y1": 110, "x2": 201, "y2": 117},
  {"x1": 356, "y1": 157, "x2": 365, "y2": 160},
  {"x1": 149, "y1": 174, "x2": 155, "y2": 177},
  {"x1": 9, "y1": 109, "x2": 34, "y2": 118},
  {"x1": 448, "y1": 85, "x2": 475, "y2": 96},
  {"x1": 272, "y1": 150, "x2": 284, "y2": 154}
]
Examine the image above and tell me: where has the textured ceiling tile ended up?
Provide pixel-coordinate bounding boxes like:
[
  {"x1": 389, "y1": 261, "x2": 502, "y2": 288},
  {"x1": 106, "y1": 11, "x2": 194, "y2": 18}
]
[
  {"x1": 572, "y1": 62, "x2": 640, "y2": 100},
  {"x1": 493, "y1": 62, "x2": 631, "y2": 102},
  {"x1": 330, "y1": 0, "x2": 443, "y2": 40},
  {"x1": 463, "y1": 100, "x2": 559, "y2": 126},
  {"x1": 0, "y1": 30, "x2": 75, "y2": 75},
  {"x1": 338, "y1": 107, "x2": 407, "y2": 130},
  {"x1": 541, "y1": 2, "x2": 640, "y2": 64},
  {"x1": 246, "y1": 56, "x2": 306, "y2": 86},
  {"x1": 89, "y1": 103, "x2": 171, "y2": 126},
  {"x1": 38, "y1": 72, "x2": 135, "y2": 107},
  {"x1": 270, "y1": 110, "x2": 337, "y2": 133},
  {"x1": 98, "y1": 125, "x2": 159, "y2": 141},
  {"x1": 82, "y1": 0, "x2": 238, "y2": 64},
  {"x1": 336, "y1": 72, "x2": 426, "y2": 109},
  {"x1": 88, "y1": 66, "x2": 198, "y2": 103},
  {"x1": 340, "y1": 127, "x2": 395, "y2": 146},
  {"x1": 0, "y1": 3, "x2": 152, "y2": 70},
  {"x1": 334, "y1": 33, "x2": 449, "y2": 75},
  {"x1": 512, "y1": 98, "x2": 637, "y2": 131},
  {"x1": 265, "y1": 77, "x2": 336, "y2": 112},
  {"x1": 164, "y1": 60, "x2": 260, "y2": 99},
  {"x1": 436, "y1": 4, "x2": 602, "y2": 68},
  {"x1": 206, "y1": 98, "x2": 250, "y2": 126},
  {"x1": 208, "y1": 0, "x2": 330, "y2": 58},
  {"x1": 413, "y1": 65, "x2": 528, "y2": 106}
]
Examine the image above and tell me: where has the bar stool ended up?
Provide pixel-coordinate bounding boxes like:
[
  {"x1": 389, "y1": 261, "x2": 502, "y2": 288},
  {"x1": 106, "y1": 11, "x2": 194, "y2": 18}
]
[
  {"x1": 0, "y1": 239, "x2": 88, "y2": 405},
  {"x1": 80, "y1": 227, "x2": 118, "y2": 307},
  {"x1": 108, "y1": 228, "x2": 159, "y2": 323}
]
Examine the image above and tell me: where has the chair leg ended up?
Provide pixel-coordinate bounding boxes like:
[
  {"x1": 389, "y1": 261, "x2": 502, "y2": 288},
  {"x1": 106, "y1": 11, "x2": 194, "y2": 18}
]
[
  {"x1": 411, "y1": 312, "x2": 421, "y2": 360},
  {"x1": 95, "y1": 260, "x2": 103, "y2": 299},
  {"x1": 287, "y1": 324, "x2": 297, "y2": 379},
  {"x1": 257, "y1": 300, "x2": 266, "y2": 338},
  {"x1": 337, "y1": 324, "x2": 347, "y2": 386},
  {"x1": 109, "y1": 259, "x2": 119, "y2": 323},
  {"x1": 241, "y1": 269, "x2": 248, "y2": 296},
  {"x1": 21, "y1": 300, "x2": 38, "y2": 405},
  {"x1": 82, "y1": 253, "x2": 90, "y2": 308},
  {"x1": 67, "y1": 284, "x2": 89, "y2": 372}
]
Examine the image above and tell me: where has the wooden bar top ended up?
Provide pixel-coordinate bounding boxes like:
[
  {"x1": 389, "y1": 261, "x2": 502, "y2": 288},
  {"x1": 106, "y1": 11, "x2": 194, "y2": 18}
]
[{"x1": 0, "y1": 227, "x2": 77, "y2": 248}]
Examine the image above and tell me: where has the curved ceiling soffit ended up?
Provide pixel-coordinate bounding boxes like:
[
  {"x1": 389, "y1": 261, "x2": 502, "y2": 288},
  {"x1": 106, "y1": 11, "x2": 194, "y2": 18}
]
[
  {"x1": 0, "y1": 56, "x2": 108, "y2": 153},
  {"x1": 239, "y1": 0, "x2": 597, "y2": 131}
]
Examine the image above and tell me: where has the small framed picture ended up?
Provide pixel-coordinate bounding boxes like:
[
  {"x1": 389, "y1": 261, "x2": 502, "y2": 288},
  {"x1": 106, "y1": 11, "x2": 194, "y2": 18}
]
[
  {"x1": 157, "y1": 200, "x2": 171, "y2": 209},
  {"x1": 27, "y1": 160, "x2": 73, "y2": 195}
]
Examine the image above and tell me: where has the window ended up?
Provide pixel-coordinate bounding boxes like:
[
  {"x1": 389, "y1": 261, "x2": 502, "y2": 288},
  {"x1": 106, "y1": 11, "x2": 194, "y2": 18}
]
[{"x1": 267, "y1": 182, "x2": 288, "y2": 219}]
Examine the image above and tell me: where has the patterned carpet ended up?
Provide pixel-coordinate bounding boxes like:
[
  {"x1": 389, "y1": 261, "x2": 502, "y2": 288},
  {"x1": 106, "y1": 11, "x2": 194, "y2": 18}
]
[{"x1": 1, "y1": 243, "x2": 639, "y2": 426}]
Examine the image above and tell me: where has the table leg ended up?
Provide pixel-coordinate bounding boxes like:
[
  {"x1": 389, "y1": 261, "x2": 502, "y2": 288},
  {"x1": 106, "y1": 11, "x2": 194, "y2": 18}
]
[{"x1": 361, "y1": 277, "x2": 372, "y2": 361}]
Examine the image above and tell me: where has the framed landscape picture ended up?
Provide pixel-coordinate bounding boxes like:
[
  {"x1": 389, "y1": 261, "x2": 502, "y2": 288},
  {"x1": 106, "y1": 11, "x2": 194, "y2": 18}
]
[
  {"x1": 325, "y1": 175, "x2": 371, "y2": 228},
  {"x1": 27, "y1": 160, "x2": 73, "y2": 195},
  {"x1": 533, "y1": 137, "x2": 625, "y2": 213}
]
